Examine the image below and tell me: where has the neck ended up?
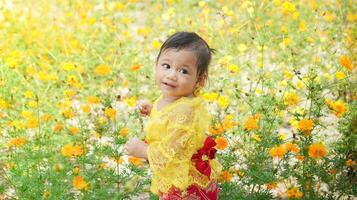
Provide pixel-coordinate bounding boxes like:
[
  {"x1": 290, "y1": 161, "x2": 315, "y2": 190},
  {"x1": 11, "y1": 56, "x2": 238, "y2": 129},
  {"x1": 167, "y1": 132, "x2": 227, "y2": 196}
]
[{"x1": 162, "y1": 93, "x2": 194, "y2": 103}]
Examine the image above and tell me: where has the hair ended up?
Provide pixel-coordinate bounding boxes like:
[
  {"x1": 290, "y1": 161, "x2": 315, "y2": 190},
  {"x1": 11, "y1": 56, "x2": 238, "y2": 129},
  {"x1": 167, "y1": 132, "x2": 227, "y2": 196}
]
[{"x1": 156, "y1": 32, "x2": 215, "y2": 87}]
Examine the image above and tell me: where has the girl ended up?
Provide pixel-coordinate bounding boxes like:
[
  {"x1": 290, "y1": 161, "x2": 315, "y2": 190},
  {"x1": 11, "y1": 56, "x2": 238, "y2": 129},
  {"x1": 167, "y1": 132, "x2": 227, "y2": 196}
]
[{"x1": 124, "y1": 32, "x2": 222, "y2": 200}]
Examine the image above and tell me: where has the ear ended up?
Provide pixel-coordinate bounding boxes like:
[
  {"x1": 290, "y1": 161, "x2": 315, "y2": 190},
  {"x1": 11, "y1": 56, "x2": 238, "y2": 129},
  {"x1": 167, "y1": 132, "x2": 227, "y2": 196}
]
[{"x1": 195, "y1": 74, "x2": 207, "y2": 88}]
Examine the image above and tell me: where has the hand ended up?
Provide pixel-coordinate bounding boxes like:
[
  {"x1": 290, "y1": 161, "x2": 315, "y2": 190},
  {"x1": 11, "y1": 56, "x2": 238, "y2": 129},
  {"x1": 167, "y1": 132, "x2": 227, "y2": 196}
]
[
  {"x1": 124, "y1": 137, "x2": 148, "y2": 159},
  {"x1": 137, "y1": 99, "x2": 153, "y2": 116}
]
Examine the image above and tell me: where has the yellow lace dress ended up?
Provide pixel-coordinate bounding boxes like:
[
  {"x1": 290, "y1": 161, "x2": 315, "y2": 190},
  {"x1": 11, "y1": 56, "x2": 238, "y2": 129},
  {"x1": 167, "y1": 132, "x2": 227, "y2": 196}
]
[{"x1": 145, "y1": 95, "x2": 222, "y2": 195}]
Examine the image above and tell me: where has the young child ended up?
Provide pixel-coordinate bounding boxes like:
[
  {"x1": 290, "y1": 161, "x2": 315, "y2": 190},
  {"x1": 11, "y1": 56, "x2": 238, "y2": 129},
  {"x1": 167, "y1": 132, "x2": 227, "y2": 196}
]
[{"x1": 124, "y1": 32, "x2": 222, "y2": 199}]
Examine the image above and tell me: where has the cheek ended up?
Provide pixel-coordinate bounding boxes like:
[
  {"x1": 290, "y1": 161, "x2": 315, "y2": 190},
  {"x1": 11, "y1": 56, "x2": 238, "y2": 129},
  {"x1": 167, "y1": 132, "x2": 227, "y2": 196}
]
[
  {"x1": 154, "y1": 70, "x2": 162, "y2": 84},
  {"x1": 181, "y1": 76, "x2": 197, "y2": 87}
]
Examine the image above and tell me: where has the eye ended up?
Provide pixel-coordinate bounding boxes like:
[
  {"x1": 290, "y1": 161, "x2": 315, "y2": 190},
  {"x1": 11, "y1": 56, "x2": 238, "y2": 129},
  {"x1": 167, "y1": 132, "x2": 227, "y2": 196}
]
[
  {"x1": 179, "y1": 68, "x2": 188, "y2": 74},
  {"x1": 162, "y1": 64, "x2": 170, "y2": 69}
]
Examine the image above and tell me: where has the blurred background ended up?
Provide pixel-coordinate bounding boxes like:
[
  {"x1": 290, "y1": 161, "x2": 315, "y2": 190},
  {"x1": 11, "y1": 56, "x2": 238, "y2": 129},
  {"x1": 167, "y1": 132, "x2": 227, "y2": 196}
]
[{"x1": 0, "y1": 0, "x2": 356, "y2": 199}]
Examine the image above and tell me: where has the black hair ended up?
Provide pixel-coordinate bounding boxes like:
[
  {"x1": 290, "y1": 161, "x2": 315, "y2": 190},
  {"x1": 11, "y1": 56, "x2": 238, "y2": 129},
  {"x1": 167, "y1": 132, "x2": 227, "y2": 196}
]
[{"x1": 156, "y1": 32, "x2": 215, "y2": 86}]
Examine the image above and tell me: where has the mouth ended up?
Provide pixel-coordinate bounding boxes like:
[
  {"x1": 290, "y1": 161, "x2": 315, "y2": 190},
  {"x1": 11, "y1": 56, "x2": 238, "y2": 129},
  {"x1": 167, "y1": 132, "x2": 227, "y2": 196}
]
[{"x1": 162, "y1": 82, "x2": 177, "y2": 88}]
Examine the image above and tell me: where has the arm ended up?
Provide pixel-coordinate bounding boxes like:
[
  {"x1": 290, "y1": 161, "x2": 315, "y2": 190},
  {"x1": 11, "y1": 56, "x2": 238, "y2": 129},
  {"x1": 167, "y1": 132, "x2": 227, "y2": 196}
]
[
  {"x1": 137, "y1": 99, "x2": 153, "y2": 116},
  {"x1": 124, "y1": 137, "x2": 148, "y2": 160}
]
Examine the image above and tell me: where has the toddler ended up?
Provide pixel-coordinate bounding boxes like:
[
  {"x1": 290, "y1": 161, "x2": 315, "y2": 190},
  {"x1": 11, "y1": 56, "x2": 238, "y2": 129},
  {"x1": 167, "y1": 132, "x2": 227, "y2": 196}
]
[{"x1": 124, "y1": 32, "x2": 222, "y2": 200}]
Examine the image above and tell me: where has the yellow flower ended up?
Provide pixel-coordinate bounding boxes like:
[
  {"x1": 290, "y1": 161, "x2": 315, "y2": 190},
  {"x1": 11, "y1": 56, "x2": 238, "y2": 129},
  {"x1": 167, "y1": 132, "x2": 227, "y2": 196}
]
[
  {"x1": 284, "y1": 92, "x2": 300, "y2": 106},
  {"x1": 296, "y1": 155, "x2": 305, "y2": 161},
  {"x1": 28, "y1": 101, "x2": 38, "y2": 108},
  {"x1": 81, "y1": 105, "x2": 91, "y2": 113},
  {"x1": 21, "y1": 110, "x2": 33, "y2": 118},
  {"x1": 285, "y1": 142, "x2": 300, "y2": 153},
  {"x1": 202, "y1": 92, "x2": 219, "y2": 102},
  {"x1": 61, "y1": 144, "x2": 84, "y2": 157},
  {"x1": 24, "y1": 91, "x2": 34, "y2": 98},
  {"x1": 26, "y1": 66, "x2": 36, "y2": 76},
  {"x1": 283, "y1": 37, "x2": 291, "y2": 46},
  {"x1": 8, "y1": 137, "x2": 27, "y2": 148},
  {"x1": 280, "y1": 25, "x2": 288, "y2": 33},
  {"x1": 104, "y1": 107, "x2": 116, "y2": 120},
  {"x1": 297, "y1": 119, "x2": 314, "y2": 135},
  {"x1": 309, "y1": 1, "x2": 318, "y2": 10},
  {"x1": 244, "y1": 115, "x2": 259, "y2": 130},
  {"x1": 228, "y1": 64, "x2": 240, "y2": 73},
  {"x1": 72, "y1": 176, "x2": 88, "y2": 190},
  {"x1": 266, "y1": 182, "x2": 277, "y2": 190},
  {"x1": 308, "y1": 143, "x2": 327, "y2": 159},
  {"x1": 152, "y1": 40, "x2": 161, "y2": 49},
  {"x1": 115, "y1": 2, "x2": 125, "y2": 11},
  {"x1": 87, "y1": 96, "x2": 100, "y2": 104},
  {"x1": 105, "y1": 79, "x2": 115, "y2": 87},
  {"x1": 220, "y1": 171, "x2": 233, "y2": 182},
  {"x1": 325, "y1": 99, "x2": 347, "y2": 117},
  {"x1": 328, "y1": 169, "x2": 337, "y2": 176},
  {"x1": 335, "y1": 71, "x2": 346, "y2": 80},
  {"x1": 283, "y1": 70, "x2": 293, "y2": 79},
  {"x1": 339, "y1": 56, "x2": 353, "y2": 71},
  {"x1": 128, "y1": 156, "x2": 143, "y2": 166},
  {"x1": 130, "y1": 64, "x2": 141, "y2": 72},
  {"x1": 73, "y1": 166, "x2": 80, "y2": 175},
  {"x1": 95, "y1": 64, "x2": 111, "y2": 76},
  {"x1": 69, "y1": 126, "x2": 80, "y2": 135},
  {"x1": 66, "y1": 75, "x2": 79, "y2": 87},
  {"x1": 42, "y1": 191, "x2": 51, "y2": 198},
  {"x1": 292, "y1": 11, "x2": 299, "y2": 20},
  {"x1": 64, "y1": 90, "x2": 76, "y2": 98},
  {"x1": 53, "y1": 123, "x2": 65, "y2": 132},
  {"x1": 279, "y1": 133, "x2": 286, "y2": 140},
  {"x1": 0, "y1": 79, "x2": 5, "y2": 87},
  {"x1": 124, "y1": 96, "x2": 137, "y2": 107},
  {"x1": 298, "y1": 21, "x2": 307, "y2": 32},
  {"x1": 0, "y1": 98, "x2": 9, "y2": 109},
  {"x1": 347, "y1": 12, "x2": 357, "y2": 22},
  {"x1": 63, "y1": 109, "x2": 74, "y2": 119},
  {"x1": 62, "y1": 62, "x2": 76, "y2": 71},
  {"x1": 346, "y1": 159, "x2": 355, "y2": 168},
  {"x1": 119, "y1": 127, "x2": 129, "y2": 137},
  {"x1": 217, "y1": 96, "x2": 230, "y2": 108},
  {"x1": 269, "y1": 145, "x2": 286, "y2": 159},
  {"x1": 137, "y1": 27, "x2": 151, "y2": 37},
  {"x1": 209, "y1": 124, "x2": 224, "y2": 135},
  {"x1": 26, "y1": 117, "x2": 39, "y2": 129},
  {"x1": 286, "y1": 187, "x2": 303, "y2": 198},
  {"x1": 218, "y1": 55, "x2": 233, "y2": 66},
  {"x1": 331, "y1": 101, "x2": 347, "y2": 117},
  {"x1": 281, "y1": 1, "x2": 296, "y2": 16},
  {"x1": 252, "y1": 134, "x2": 261, "y2": 142},
  {"x1": 222, "y1": 119, "x2": 237, "y2": 131},
  {"x1": 323, "y1": 73, "x2": 331, "y2": 80},
  {"x1": 238, "y1": 44, "x2": 247, "y2": 52},
  {"x1": 278, "y1": 80, "x2": 288, "y2": 87},
  {"x1": 215, "y1": 137, "x2": 229, "y2": 150},
  {"x1": 295, "y1": 80, "x2": 304, "y2": 89},
  {"x1": 115, "y1": 157, "x2": 124, "y2": 165},
  {"x1": 40, "y1": 114, "x2": 52, "y2": 122},
  {"x1": 324, "y1": 11, "x2": 335, "y2": 22}
]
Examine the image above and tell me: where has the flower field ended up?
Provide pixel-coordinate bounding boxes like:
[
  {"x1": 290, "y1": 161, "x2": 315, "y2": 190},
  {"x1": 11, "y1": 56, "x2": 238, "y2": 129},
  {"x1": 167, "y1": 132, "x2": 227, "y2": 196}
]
[{"x1": 0, "y1": 0, "x2": 356, "y2": 199}]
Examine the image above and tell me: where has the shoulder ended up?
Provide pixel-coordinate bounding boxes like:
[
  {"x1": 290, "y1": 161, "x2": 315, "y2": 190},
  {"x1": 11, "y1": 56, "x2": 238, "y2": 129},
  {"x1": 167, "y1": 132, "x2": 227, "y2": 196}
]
[
  {"x1": 170, "y1": 97, "x2": 206, "y2": 114},
  {"x1": 167, "y1": 97, "x2": 210, "y2": 125}
]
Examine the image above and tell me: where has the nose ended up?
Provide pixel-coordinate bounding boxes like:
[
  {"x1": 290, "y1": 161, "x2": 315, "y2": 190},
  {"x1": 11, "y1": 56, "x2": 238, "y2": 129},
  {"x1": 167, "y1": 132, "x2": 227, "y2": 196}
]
[{"x1": 166, "y1": 69, "x2": 177, "y2": 81}]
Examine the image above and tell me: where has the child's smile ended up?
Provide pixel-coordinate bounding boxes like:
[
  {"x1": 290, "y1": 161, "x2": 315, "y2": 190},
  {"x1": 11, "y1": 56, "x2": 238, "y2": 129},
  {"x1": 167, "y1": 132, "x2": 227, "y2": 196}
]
[{"x1": 155, "y1": 48, "x2": 199, "y2": 100}]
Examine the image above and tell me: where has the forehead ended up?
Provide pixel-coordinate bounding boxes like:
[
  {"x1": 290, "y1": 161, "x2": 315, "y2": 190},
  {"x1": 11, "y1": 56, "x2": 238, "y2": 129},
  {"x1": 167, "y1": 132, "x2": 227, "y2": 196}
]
[{"x1": 159, "y1": 48, "x2": 197, "y2": 67}]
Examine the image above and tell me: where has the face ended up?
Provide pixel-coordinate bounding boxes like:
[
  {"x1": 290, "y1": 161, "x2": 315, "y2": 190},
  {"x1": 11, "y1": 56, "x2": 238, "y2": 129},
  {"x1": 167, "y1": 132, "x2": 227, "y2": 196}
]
[{"x1": 155, "y1": 48, "x2": 199, "y2": 99}]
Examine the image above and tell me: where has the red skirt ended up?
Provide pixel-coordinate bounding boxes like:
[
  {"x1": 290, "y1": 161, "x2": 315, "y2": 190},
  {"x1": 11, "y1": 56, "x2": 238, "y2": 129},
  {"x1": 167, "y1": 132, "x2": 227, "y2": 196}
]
[{"x1": 159, "y1": 182, "x2": 219, "y2": 200}]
